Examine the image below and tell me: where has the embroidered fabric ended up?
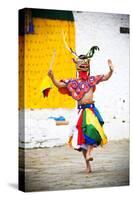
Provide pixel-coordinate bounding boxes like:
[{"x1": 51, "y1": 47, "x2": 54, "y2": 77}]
[{"x1": 59, "y1": 75, "x2": 104, "y2": 100}]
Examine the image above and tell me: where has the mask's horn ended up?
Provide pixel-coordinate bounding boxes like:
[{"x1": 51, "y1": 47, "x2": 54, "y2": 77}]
[
  {"x1": 62, "y1": 30, "x2": 78, "y2": 58},
  {"x1": 86, "y1": 46, "x2": 100, "y2": 58}
]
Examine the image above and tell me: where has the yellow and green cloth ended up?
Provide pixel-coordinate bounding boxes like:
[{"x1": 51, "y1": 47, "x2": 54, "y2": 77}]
[
  {"x1": 40, "y1": 76, "x2": 53, "y2": 97},
  {"x1": 76, "y1": 104, "x2": 107, "y2": 147}
]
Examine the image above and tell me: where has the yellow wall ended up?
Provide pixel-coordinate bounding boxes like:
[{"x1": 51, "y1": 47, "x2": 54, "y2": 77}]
[{"x1": 19, "y1": 18, "x2": 76, "y2": 109}]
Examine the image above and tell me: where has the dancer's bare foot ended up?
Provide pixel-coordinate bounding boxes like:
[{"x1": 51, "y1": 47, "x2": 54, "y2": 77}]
[
  {"x1": 85, "y1": 167, "x2": 92, "y2": 173},
  {"x1": 85, "y1": 160, "x2": 92, "y2": 173},
  {"x1": 86, "y1": 156, "x2": 93, "y2": 162}
]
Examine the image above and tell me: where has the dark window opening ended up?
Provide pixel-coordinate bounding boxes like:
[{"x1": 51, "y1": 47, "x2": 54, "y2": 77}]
[{"x1": 120, "y1": 27, "x2": 129, "y2": 34}]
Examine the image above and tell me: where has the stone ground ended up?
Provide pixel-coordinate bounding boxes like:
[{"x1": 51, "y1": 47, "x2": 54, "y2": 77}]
[{"x1": 19, "y1": 140, "x2": 129, "y2": 192}]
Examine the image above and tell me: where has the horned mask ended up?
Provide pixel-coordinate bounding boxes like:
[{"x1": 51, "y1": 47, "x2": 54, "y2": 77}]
[{"x1": 62, "y1": 31, "x2": 100, "y2": 72}]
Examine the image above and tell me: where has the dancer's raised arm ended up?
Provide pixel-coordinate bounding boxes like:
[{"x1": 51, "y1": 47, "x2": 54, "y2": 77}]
[
  {"x1": 48, "y1": 70, "x2": 66, "y2": 88},
  {"x1": 101, "y1": 59, "x2": 114, "y2": 81}
]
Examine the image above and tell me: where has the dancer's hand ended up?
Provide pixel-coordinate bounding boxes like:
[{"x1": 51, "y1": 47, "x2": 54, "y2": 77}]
[
  {"x1": 48, "y1": 70, "x2": 54, "y2": 79},
  {"x1": 108, "y1": 59, "x2": 114, "y2": 72}
]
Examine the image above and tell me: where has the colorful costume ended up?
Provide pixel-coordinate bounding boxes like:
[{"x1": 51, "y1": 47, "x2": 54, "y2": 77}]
[
  {"x1": 76, "y1": 103, "x2": 107, "y2": 148},
  {"x1": 59, "y1": 73, "x2": 104, "y2": 101},
  {"x1": 41, "y1": 44, "x2": 108, "y2": 150},
  {"x1": 59, "y1": 73, "x2": 107, "y2": 149}
]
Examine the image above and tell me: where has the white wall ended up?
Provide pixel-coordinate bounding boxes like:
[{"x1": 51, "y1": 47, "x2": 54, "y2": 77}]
[
  {"x1": 74, "y1": 11, "x2": 129, "y2": 135},
  {"x1": 22, "y1": 12, "x2": 129, "y2": 148}
]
